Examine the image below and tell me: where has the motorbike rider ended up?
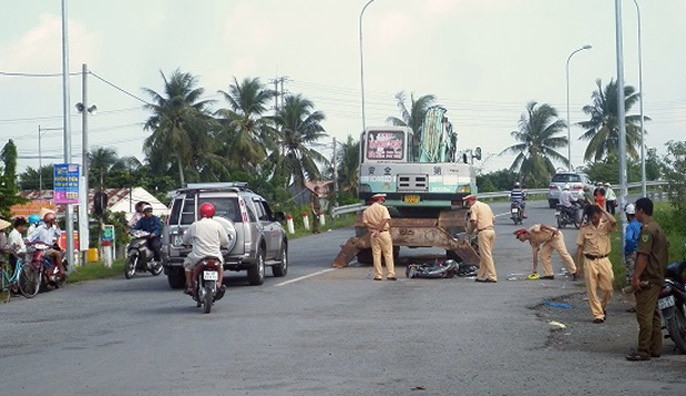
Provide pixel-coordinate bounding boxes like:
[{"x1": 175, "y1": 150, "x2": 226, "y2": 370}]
[
  {"x1": 128, "y1": 201, "x2": 150, "y2": 228},
  {"x1": 510, "y1": 182, "x2": 527, "y2": 219},
  {"x1": 133, "y1": 205, "x2": 162, "y2": 263},
  {"x1": 27, "y1": 213, "x2": 42, "y2": 236},
  {"x1": 558, "y1": 184, "x2": 578, "y2": 219},
  {"x1": 28, "y1": 211, "x2": 65, "y2": 277},
  {"x1": 182, "y1": 203, "x2": 230, "y2": 295}
]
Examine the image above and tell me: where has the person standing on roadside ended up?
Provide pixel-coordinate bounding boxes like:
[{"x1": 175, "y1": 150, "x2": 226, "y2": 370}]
[
  {"x1": 310, "y1": 186, "x2": 322, "y2": 234},
  {"x1": 362, "y1": 194, "x2": 396, "y2": 281},
  {"x1": 575, "y1": 204, "x2": 617, "y2": 323},
  {"x1": 594, "y1": 185, "x2": 606, "y2": 210},
  {"x1": 623, "y1": 203, "x2": 642, "y2": 312},
  {"x1": 464, "y1": 195, "x2": 497, "y2": 283},
  {"x1": 626, "y1": 198, "x2": 668, "y2": 361},
  {"x1": 604, "y1": 183, "x2": 617, "y2": 215},
  {"x1": 514, "y1": 224, "x2": 577, "y2": 280}
]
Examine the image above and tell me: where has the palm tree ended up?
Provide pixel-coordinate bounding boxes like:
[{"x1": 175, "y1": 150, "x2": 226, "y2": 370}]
[
  {"x1": 89, "y1": 146, "x2": 119, "y2": 189},
  {"x1": 337, "y1": 135, "x2": 360, "y2": 193},
  {"x1": 579, "y1": 78, "x2": 646, "y2": 162},
  {"x1": 500, "y1": 101, "x2": 569, "y2": 187},
  {"x1": 270, "y1": 94, "x2": 327, "y2": 187},
  {"x1": 143, "y1": 69, "x2": 214, "y2": 187},
  {"x1": 215, "y1": 77, "x2": 274, "y2": 171},
  {"x1": 386, "y1": 91, "x2": 436, "y2": 155}
]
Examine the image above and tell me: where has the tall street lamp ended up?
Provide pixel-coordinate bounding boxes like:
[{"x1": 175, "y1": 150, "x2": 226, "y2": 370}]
[
  {"x1": 615, "y1": 0, "x2": 628, "y2": 264},
  {"x1": 359, "y1": 0, "x2": 377, "y2": 132},
  {"x1": 631, "y1": 0, "x2": 646, "y2": 197},
  {"x1": 565, "y1": 44, "x2": 592, "y2": 171}
]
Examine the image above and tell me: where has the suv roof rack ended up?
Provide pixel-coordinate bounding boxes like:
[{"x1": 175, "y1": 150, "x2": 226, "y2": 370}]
[{"x1": 174, "y1": 182, "x2": 253, "y2": 194}]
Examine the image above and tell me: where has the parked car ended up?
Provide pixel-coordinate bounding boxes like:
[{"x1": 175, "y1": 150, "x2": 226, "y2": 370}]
[
  {"x1": 162, "y1": 182, "x2": 288, "y2": 289},
  {"x1": 547, "y1": 172, "x2": 593, "y2": 208}
]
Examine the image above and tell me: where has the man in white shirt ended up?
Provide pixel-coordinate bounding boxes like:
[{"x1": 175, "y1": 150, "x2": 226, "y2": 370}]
[
  {"x1": 558, "y1": 184, "x2": 577, "y2": 208},
  {"x1": 28, "y1": 211, "x2": 65, "y2": 276},
  {"x1": 7, "y1": 218, "x2": 28, "y2": 281},
  {"x1": 182, "y1": 203, "x2": 230, "y2": 295}
]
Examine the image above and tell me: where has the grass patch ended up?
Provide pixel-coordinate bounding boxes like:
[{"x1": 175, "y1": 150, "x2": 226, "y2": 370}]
[
  {"x1": 609, "y1": 202, "x2": 684, "y2": 289},
  {"x1": 288, "y1": 213, "x2": 357, "y2": 240},
  {"x1": 67, "y1": 259, "x2": 126, "y2": 284}
]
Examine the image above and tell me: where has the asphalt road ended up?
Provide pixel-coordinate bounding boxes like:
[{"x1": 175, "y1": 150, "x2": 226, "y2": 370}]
[{"x1": 2, "y1": 200, "x2": 685, "y2": 395}]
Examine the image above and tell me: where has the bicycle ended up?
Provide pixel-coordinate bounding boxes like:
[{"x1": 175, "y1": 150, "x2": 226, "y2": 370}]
[{"x1": 0, "y1": 255, "x2": 41, "y2": 301}]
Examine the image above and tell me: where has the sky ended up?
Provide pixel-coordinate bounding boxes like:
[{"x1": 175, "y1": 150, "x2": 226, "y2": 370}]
[{"x1": 1, "y1": 0, "x2": 684, "y2": 177}]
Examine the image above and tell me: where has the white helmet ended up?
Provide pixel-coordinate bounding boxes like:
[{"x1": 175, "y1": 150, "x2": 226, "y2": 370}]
[
  {"x1": 625, "y1": 203, "x2": 636, "y2": 215},
  {"x1": 563, "y1": 184, "x2": 570, "y2": 190}
]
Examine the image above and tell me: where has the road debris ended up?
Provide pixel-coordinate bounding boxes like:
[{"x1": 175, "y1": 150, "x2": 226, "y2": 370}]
[{"x1": 548, "y1": 321, "x2": 567, "y2": 329}]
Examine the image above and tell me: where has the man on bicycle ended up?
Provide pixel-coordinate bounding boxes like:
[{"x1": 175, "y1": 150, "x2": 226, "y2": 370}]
[{"x1": 182, "y1": 203, "x2": 230, "y2": 295}]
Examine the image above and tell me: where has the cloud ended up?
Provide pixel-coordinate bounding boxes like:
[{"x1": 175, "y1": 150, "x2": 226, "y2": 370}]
[
  {"x1": 0, "y1": 13, "x2": 101, "y2": 73},
  {"x1": 368, "y1": 11, "x2": 416, "y2": 46}
]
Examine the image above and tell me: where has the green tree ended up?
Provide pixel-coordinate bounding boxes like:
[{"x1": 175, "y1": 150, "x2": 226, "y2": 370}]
[
  {"x1": 500, "y1": 101, "x2": 569, "y2": 187},
  {"x1": 89, "y1": 146, "x2": 119, "y2": 189},
  {"x1": 579, "y1": 79, "x2": 647, "y2": 162},
  {"x1": 0, "y1": 140, "x2": 27, "y2": 218},
  {"x1": 18, "y1": 164, "x2": 54, "y2": 191},
  {"x1": 476, "y1": 169, "x2": 519, "y2": 192},
  {"x1": 216, "y1": 77, "x2": 275, "y2": 171},
  {"x1": 386, "y1": 91, "x2": 436, "y2": 156},
  {"x1": 336, "y1": 135, "x2": 360, "y2": 193},
  {"x1": 270, "y1": 94, "x2": 327, "y2": 187},
  {"x1": 662, "y1": 140, "x2": 686, "y2": 215},
  {"x1": 143, "y1": 69, "x2": 214, "y2": 187}
]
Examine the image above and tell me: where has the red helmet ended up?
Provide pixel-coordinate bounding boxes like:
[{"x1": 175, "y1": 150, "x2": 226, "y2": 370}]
[{"x1": 199, "y1": 203, "x2": 215, "y2": 218}]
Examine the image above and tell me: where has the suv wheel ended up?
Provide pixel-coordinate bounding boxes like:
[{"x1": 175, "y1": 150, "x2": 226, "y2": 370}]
[
  {"x1": 248, "y1": 247, "x2": 265, "y2": 286},
  {"x1": 272, "y1": 242, "x2": 288, "y2": 277},
  {"x1": 167, "y1": 267, "x2": 186, "y2": 289}
]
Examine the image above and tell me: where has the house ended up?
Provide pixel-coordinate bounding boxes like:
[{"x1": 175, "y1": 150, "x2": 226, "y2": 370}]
[
  {"x1": 13, "y1": 187, "x2": 169, "y2": 221},
  {"x1": 288, "y1": 180, "x2": 334, "y2": 207}
]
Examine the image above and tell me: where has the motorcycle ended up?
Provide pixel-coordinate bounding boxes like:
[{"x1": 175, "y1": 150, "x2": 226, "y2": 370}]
[
  {"x1": 28, "y1": 242, "x2": 66, "y2": 290},
  {"x1": 125, "y1": 230, "x2": 163, "y2": 279},
  {"x1": 658, "y1": 245, "x2": 686, "y2": 353},
  {"x1": 555, "y1": 202, "x2": 582, "y2": 229},
  {"x1": 510, "y1": 201, "x2": 523, "y2": 225},
  {"x1": 191, "y1": 256, "x2": 225, "y2": 314}
]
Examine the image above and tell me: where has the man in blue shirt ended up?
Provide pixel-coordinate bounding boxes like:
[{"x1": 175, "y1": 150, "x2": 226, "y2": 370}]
[
  {"x1": 134, "y1": 205, "x2": 163, "y2": 262},
  {"x1": 624, "y1": 203, "x2": 642, "y2": 312}
]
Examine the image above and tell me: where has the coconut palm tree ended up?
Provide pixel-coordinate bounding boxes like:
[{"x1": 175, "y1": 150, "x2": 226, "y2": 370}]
[
  {"x1": 143, "y1": 69, "x2": 214, "y2": 187},
  {"x1": 500, "y1": 101, "x2": 569, "y2": 187},
  {"x1": 270, "y1": 94, "x2": 327, "y2": 187},
  {"x1": 89, "y1": 146, "x2": 119, "y2": 189},
  {"x1": 386, "y1": 91, "x2": 436, "y2": 155},
  {"x1": 336, "y1": 135, "x2": 360, "y2": 193},
  {"x1": 578, "y1": 78, "x2": 646, "y2": 162},
  {"x1": 215, "y1": 77, "x2": 274, "y2": 171}
]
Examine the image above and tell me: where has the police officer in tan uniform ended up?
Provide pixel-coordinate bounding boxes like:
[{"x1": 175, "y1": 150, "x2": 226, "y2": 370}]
[
  {"x1": 575, "y1": 204, "x2": 617, "y2": 323},
  {"x1": 464, "y1": 195, "x2": 497, "y2": 283},
  {"x1": 362, "y1": 194, "x2": 396, "y2": 281},
  {"x1": 626, "y1": 197, "x2": 667, "y2": 361},
  {"x1": 514, "y1": 224, "x2": 578, "y2": 280}
]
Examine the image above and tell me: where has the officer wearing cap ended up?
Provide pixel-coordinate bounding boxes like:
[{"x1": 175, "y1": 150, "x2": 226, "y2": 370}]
[
  {"x1": 514, "y1": 224, "x2": 577, "y2": 280},
  {"x1": 362, "y1": 194, "x2": 396, "y2": 281},
  {"x1": 575, "y1": 203, "x2": 617, "y2": 323},
  {"x1": 624, "y1": 203, "x2": 642, "y2": 312},
  {"x1": 464, "y1": 195, "x2": 497, "y2": 283}
]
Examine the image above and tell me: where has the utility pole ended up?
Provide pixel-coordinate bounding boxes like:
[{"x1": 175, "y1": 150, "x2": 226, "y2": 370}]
[
  {"x1": 332, "y1": 137, "x2": 338, "y2": 208},
  {"x1": 269, "y1": 76, "x2": 289, "y2": 116},
  {"x1": 615, "y1": 0, "x2": 628, "y2": 264},
  {"x1": 61, "y1": 0, "x2": 75, "y2": 272},
  {"x1": 79, "y1": 63, "x2": 90, "y2": 264}
]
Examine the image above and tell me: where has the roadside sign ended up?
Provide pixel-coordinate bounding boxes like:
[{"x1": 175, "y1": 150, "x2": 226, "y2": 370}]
[{"x1": 53, "y1": 163, "x2": 80, "y2": 204}]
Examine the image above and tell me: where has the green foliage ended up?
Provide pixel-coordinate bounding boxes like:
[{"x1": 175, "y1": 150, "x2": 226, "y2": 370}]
[
  {"x1": 662, "y1": 140, "x2": 686, "y2": 215},
  {"x1": 0, "y1": 140, "x2": 27, "y2": 218},
  {"x1": 500, "y1": 101, "x2": 569, "y2": 187},
  {"x1": 336, "y1": 135, "x2": 360, "y2": 194},
  {"x1": 579, "y1": 79, "x2": 646, "y2": 162},
  {"x1": 18, "y1": 164, "x2": 53, "y2": 190},
  {"x1": 583, "y1": 149, "x2": 662, "y2": 184},
  {"x1": 476, "y1": 169, "x2": 520, "y2": 192},
  {"x1": 386, "y1": 91, "x2": 436, "y2": 157}
]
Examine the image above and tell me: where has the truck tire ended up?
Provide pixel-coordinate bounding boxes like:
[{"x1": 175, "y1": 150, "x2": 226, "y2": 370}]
[
  {"x1": 248, "y1": 248, "x2": 265, "y2": 286},
  {"x1": 167, "y1": 267, "x2": 186, "y2": 289}
]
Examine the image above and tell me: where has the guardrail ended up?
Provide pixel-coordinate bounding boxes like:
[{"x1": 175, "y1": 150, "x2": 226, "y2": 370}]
[{"x1": 330, "y1": 181, "x2": 668, "y2": 216}]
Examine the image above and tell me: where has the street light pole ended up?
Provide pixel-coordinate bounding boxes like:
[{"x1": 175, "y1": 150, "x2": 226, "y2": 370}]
[
  {"x1": 61, "y1": 0, "x2": 75, "y2": 271},
  {"x1": 615, "y1": 0, "x2": 628, "y2": 264},
  {"x1": 359, "y1": 0, "x2": 376, "y2": 132},
  {"x1": 632, "y1": 0, "x2": 646, "y2": 197},
  {"x1": 565, "y1": 44, "x2": 592, "y2": 171}
]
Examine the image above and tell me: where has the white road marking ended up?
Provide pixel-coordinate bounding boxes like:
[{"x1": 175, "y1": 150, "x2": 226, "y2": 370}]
[
  {"x1": 495, "y1": 212, "x2": 510, "y2": 218},
  {"x1": 274, "y1": 268, "x2": 337, "y2": 287}
]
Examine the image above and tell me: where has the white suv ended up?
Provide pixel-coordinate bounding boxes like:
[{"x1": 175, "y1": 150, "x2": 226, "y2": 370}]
[
  {"x1": 162, "y1": 183, "x2": 288, "y2": 289},
  {"x1": 547, "y1": 172, "x2": 593, "y2": 208}
]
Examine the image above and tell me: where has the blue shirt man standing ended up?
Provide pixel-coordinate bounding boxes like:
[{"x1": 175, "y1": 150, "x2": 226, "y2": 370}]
[{"x1": 624, "y1": 203, "x2": 642, "y2": 311}]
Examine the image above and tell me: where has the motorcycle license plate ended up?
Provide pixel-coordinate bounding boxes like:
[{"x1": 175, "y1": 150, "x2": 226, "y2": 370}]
[
  {"x1": 203, "y1": 271, "x2": 219, "y2": 281},
  {"x1": 555, "y1": 212, "x2": 560, "y2": 217},
  {"x1": 404, "y1": 195, "x2": 420, "y2": 204},
  {"x1": 658, "y1": 295, "x2": 675, "y2": 310},
  {"x1": 511, "y1": 208, "x2": 519, "y2": 214}
]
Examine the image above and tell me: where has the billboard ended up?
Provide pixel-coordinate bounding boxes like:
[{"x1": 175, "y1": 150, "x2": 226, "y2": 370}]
[{"x1": 53, "y1": 163, "x2": 80, "y2": 204}]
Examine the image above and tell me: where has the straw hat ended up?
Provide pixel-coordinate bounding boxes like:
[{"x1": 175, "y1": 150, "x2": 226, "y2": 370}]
[{"x1": 0, "y1": 218, "x2": 11, "y2": 231}]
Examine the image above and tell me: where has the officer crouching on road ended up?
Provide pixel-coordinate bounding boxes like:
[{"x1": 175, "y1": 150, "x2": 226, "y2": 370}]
[
  {"x1": 362, "y1": 193, "x2": 396, "y2": 281},
  {"x1": 575, "y1": 204, "x2": 617, "y2": 323}
]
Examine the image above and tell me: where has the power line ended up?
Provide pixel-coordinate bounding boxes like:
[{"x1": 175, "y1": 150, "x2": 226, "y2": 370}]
[
  {"x1": 88, "y1": 71, "x2": 152, "y2": 105},
  {"x1": 0, "y1": 70, "x2": 81, "y2": 77}
]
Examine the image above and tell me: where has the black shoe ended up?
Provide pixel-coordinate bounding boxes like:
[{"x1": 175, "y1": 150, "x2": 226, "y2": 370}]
[
  {"x1": 475, "y1": 278, "x2": 486, "y2": 282},
  {"x1": 626, "y1": 350, "x2": 650, "y2": 361},
  {"x1": 387, "y1": 277, "x2": 397, "y2": 281},
  {"x1": 540, "y1": 275, "x2": 554, "y2": 280},
  {"x1": 572, "y1": 272, "x2": 577, "y2": 281},
  {"x1": 373, "y1": 277, "x2": 382, "y2": 281},
  {"x1": 483, "y1": 279, "x2": 497, "y2": 283},
  {"x1": 593, "y1": 317, "x2": 605, "y2": 324},
  {"x1": 650, "y1": 353, "x2": 661, "y2": 358}
]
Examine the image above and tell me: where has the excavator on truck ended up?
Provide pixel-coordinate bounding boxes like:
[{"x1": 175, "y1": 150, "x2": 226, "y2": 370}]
[{"x1": 332, "y1": 106, "x2": 482, "y2": 268}]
